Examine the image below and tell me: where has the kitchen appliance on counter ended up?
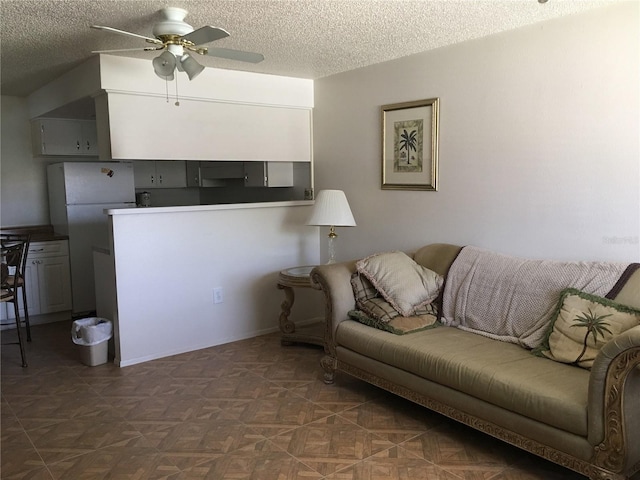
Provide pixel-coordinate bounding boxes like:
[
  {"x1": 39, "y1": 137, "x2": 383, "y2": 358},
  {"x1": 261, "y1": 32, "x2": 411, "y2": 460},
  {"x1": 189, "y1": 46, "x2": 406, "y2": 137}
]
[
  {"x1": 136, "y1": 191, "x2": 151, "y2": 207},
  {"x1": 47, "y1": 162, "x2": 136, "y2": 316}
]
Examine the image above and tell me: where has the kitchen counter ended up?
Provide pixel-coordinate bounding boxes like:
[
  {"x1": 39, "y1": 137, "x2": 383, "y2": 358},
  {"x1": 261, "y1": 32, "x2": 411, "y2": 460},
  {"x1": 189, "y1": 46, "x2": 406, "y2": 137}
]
[
  {"x1": 0, "y1": 224, "x2": 68, "y2": 242},
  {"x1": 101, "y1": 198, "x2": 320, "y2": 367},
  {"x1": 105, "y1": 200, "x2": 314, "y2": 215}
]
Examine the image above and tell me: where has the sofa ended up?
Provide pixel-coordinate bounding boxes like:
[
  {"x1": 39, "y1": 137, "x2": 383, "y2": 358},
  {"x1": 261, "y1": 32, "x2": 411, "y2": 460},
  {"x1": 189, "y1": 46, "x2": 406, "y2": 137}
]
[{"x1": 310, "y1": 243, "x2": 640, "y2": 480}]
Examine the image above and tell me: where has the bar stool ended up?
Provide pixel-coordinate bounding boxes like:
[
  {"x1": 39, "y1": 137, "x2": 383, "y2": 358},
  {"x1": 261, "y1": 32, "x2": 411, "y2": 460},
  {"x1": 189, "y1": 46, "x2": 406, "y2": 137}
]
[
  {"x1": 1, "y1": 239, "x2": 29, "y2": 367},
  {"x1": 0, "y1": 234, "x2": 31, "y2": 341}
]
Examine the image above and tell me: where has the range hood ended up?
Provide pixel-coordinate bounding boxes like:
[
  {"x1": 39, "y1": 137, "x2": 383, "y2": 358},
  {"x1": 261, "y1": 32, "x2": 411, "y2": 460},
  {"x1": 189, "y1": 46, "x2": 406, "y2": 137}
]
[{"x1": 187, "y1": 162, "x2": 245, "y2": 187}]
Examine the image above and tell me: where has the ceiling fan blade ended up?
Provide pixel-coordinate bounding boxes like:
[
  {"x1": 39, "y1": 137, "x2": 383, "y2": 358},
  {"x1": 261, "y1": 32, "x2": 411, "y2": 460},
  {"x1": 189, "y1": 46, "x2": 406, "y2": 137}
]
[
  {"x1": 181, "y1": 26, "x2": 229, "y2": 46},
  {"x1": 204, "y1": 47, "x2": 264, "y2": 63},
  {"x1": 92, "y1": 47, "x2": 162, "y2": 54},
  {"x1": 91, "y1": 25, "x2": 163, "y2": 45}
]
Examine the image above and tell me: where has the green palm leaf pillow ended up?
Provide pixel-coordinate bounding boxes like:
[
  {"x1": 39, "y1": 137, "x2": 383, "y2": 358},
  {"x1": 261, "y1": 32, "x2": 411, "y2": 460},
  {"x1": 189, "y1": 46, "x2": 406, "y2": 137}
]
[{"x1": 534, "y1": 288, "x2": 640, "y2": 369}]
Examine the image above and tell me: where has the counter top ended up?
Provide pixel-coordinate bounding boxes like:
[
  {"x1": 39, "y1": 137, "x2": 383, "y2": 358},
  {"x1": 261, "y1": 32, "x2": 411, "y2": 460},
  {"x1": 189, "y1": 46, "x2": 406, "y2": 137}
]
[
  {"x1": 105, "y1": 200, "x2": 314, "y2": 215},
  {"x1": 1, "y1": 225, "x2": 68, "y2": 242}
]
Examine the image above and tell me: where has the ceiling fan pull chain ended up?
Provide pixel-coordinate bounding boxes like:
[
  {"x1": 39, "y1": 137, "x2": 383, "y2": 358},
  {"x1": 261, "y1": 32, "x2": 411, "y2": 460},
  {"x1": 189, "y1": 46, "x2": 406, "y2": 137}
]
[
  {"x1": 165, "y1": 76, "x2": 170, "y2": 103},
  {"x1": 175, "y1": 73, "x2": 180, "y2": 106}
]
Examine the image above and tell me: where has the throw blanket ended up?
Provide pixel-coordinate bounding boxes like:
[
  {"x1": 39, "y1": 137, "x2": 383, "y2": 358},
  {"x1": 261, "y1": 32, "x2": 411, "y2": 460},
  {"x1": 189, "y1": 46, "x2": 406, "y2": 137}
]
[{"x1": 441, "y1": 246, "x2": 628, "y2": 349}]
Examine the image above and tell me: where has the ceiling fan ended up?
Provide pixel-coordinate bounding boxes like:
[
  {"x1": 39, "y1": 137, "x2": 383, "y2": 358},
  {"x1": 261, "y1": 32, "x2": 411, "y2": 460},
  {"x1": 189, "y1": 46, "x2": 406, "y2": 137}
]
[{"x1": 91, "y1": 7, "x2": 264, "y2": 81}]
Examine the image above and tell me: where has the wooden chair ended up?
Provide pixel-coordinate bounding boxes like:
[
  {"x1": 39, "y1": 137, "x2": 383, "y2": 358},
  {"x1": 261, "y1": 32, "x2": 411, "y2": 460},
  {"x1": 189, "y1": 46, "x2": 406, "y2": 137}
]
[
  {"x1": 1, "y1": 239, "x2": 28, "y2": 367},
  {"x1": 0, "y1": 234, "x2": 31, "y2": 341}
]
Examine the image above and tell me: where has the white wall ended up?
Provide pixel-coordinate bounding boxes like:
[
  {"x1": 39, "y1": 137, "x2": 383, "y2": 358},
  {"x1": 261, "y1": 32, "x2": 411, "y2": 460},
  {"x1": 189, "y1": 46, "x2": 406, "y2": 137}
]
[
  {"x1": 0, "y1": 96, "x2": 50, "y2": 226},
  {"x1": 107, "y1": 203, "x2": 321, "y2": 366},
  {"x1": 314, "y1": 2, "x2": 639, "y2": 263}
]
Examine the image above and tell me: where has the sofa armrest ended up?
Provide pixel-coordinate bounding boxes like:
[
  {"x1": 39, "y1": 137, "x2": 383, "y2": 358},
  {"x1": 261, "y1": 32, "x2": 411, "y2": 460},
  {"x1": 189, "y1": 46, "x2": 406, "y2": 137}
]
[
  {"x1": 310, "y1": 260, "x2": 357, "y2": 357},
  {"x1": 588, "y1": 324, "x2": 640, "y2": 474}
]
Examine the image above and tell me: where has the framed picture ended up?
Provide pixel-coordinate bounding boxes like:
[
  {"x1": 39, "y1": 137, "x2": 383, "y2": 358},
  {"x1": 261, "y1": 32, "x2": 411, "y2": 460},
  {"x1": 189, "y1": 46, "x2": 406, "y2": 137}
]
[{"x1": 381, "y1": 98, "x2": 439, "y2": 191}]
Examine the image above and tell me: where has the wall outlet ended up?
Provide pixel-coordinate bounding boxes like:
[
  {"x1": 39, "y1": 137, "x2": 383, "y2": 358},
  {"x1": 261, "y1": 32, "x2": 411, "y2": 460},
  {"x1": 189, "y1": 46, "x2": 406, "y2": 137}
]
[{"x1": 213, "y1": 287, "x2": 223, "y2": 304}]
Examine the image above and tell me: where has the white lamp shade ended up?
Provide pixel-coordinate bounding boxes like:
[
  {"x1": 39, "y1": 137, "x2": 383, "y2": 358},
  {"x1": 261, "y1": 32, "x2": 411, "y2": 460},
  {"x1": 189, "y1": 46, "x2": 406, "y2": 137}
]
[
  {"x1": 180, "y1": 53, "x2": 205, "y2": 80},
  {"x1": 153, "y1": 50, "x2": 176, "y2": 78},
  {"x1": 307, "y1": 190, "x2": 356, "y2": 227}
]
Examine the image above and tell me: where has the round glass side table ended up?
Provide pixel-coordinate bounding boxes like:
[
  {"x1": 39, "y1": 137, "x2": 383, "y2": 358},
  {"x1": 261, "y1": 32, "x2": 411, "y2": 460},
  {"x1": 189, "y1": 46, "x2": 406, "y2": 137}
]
[{"x1": 277, "y1": 265, "x2": 325, "y2": 348}]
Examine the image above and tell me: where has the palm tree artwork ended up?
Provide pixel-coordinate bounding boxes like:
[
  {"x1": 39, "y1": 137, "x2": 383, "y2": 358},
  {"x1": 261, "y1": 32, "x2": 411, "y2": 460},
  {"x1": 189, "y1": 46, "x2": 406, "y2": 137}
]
[
  {"x1": 393, "y1": 119, "x2": 423, "y2": 173},
  {"x1": 399, "y1": 129, "x2": 418, "y2": 165},
  {"x1": 570, "y1": 308, "x2": 613, "y2": 365}
]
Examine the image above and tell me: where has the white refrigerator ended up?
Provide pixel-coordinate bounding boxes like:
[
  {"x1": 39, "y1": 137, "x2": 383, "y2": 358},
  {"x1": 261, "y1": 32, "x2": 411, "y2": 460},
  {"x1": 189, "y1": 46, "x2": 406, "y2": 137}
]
[{"x1": 48, "y1": 162, "x2": 136, "y2": 316}]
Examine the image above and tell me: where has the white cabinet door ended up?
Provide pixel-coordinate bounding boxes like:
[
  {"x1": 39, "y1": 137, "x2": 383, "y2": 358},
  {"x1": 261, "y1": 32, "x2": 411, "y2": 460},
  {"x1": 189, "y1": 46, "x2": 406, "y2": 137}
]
[
  {"x1": 23, "y1": 261, "x2": 41, "y2": 316},
  {"x1": 243, "y1": 162, "x2": 267, "y2": 187},
  {"x1": 244, "y1": 162, "x2": 294, "y2": 187},
  {"x1": 37, "y1": 256, "x2": 72, "y2": 314},
  {"x1": 82, "y1": 121, "x2": 99, "y2": 155},
  {"x1": 31, "y1": 119, "x2": 98, "y2": 156},
  {"x1": 133, "y1": 161, "x2": 157, "y2": 188},
  {"x1": 156, "y1": 161, "x2": 186, "y2": 188},
  {"x1": 32, "y1": 118, "x2": 82, "y2": 155},
  {"x1": 1, "y1": 240, "x2": 71, "y2": 320},
  {"x1": 133, "y1": 161, "x2": 186, "y2": 189},
  {"x1": 265, "y1": 162, "x2": 294, "y2": 187}
]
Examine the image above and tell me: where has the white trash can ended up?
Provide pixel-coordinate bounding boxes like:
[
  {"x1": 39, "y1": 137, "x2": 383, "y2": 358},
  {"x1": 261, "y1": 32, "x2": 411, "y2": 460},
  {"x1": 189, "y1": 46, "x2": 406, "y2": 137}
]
[{"x1": 71, "y1": 317, "x2": 113, "y2": 366}]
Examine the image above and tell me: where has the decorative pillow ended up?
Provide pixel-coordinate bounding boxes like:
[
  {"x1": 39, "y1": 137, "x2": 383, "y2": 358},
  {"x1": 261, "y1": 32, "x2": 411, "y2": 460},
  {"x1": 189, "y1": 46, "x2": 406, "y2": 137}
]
[
  {"x1": 355, "y1": 251, "x2": 444, "y2": 317},
  {"x1": 348, "y1": 309, "x2": 439, "y2": 335},
  {"x1": 351, "y1": 273, "x2": 399, "y2": 323},
  {"x1": 534, "y1": 288, "x2": 640, "y2": 369},
  {"x1": 350, "y1": 272, "x2": 380, "y2": 302}
]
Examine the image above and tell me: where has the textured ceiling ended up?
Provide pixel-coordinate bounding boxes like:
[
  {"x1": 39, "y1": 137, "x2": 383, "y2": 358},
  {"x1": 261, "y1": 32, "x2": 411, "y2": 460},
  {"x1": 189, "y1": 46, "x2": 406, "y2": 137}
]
[{"x1": 0, "y1": 0, "x2": 619, "y2": 97}]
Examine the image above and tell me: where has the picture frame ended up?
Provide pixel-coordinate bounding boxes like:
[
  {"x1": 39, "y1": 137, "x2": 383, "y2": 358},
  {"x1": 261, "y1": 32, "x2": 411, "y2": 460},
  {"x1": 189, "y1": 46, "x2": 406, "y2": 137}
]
[{"x1": 381, "y1": 98, "x2": 439, "y2": 191}]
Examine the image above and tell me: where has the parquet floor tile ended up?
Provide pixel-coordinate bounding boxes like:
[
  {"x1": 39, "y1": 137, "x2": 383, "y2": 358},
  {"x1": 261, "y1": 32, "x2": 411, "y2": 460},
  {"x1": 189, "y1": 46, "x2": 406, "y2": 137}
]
[
  {"x1": 339, "y1": 392, "x2": 441, "y2": 444},
  {"x1": 238, "y1": 389, "x2": 335, "y2": 437},
  {"x1": 1, "y1": 320, "x2": 607, "y2": 479},
  {"x1": 291, "y1": 374, "x2": 383, "y2": 414},
  {"x1": 180, "y1": 439, "x2": 322, "y2": 479},
  {"x1": 270, "y1": 414, "x2": 395, "y2": 476},
  {"x1": 45, "y1": 435, "x2": 182, "y2": 480},
  {"x1": 324, "y1": 446, "x2": 461, "y2": 480}
]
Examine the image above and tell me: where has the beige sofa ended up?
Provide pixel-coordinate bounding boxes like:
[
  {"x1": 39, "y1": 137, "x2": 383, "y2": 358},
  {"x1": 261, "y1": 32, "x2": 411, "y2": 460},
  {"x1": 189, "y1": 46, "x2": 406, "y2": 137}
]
[{"x1": 311, "y1": 244, "x2": 640, "y2": 480}]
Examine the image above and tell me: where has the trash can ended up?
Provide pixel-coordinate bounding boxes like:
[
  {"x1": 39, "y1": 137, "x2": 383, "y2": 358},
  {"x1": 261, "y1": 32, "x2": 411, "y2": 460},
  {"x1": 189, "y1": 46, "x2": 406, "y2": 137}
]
[{"x1": 71, "y1": 317, "x2": 113, "y2": 366}]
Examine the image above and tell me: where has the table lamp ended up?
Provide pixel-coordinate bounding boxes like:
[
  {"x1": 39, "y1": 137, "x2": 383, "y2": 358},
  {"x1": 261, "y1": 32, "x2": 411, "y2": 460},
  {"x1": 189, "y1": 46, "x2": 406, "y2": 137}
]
[{"x1": 307, "y1": 190, "x2": 356, "y2": 264}]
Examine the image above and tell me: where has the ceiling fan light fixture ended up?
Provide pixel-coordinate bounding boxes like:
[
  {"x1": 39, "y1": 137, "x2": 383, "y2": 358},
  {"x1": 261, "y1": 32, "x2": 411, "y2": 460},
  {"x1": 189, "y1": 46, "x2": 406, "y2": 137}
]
[
  {"x1": 180, "y1": 53, "x2": 205, "y2": 80},
  {"x1": 91, "y1": 7, "x2": 264, "y2": 85},
  {"x1": 153, "y1": 50, "x2": 177, "y2": 78}
]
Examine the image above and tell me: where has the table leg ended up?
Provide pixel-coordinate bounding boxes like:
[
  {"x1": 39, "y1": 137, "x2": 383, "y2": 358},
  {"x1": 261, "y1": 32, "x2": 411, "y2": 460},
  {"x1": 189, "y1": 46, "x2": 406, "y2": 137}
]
[{"x1": 277, "y1": 283, "x2": 296, "y2": 336}]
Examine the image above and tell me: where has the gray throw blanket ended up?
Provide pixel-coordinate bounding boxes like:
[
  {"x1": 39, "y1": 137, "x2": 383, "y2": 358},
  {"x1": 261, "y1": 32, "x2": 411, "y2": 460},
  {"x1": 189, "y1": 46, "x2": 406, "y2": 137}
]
[{"x1": 441, "y1": 246, "x2": 628, "y2": 349}]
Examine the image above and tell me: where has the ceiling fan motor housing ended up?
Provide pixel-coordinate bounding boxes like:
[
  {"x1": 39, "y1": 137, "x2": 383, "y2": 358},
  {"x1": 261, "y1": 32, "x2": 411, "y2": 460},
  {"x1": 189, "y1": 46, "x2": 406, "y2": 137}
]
[{"x1": 152, "y1": 7, "x2": 194, "y2": 38}]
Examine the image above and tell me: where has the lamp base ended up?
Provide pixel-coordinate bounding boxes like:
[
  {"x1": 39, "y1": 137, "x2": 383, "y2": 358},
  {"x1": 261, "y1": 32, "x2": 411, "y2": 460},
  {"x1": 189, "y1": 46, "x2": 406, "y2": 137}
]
[{"x1": 327, "y1": 228, "x2": 337, "y2": 264}]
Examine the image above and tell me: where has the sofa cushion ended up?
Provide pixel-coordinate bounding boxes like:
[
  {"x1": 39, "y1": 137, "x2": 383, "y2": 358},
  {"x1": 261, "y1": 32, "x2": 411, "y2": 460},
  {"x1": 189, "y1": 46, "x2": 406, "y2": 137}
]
[
  {"x1": 335, "y1": 320, "x2": 589, "y2": 436},
  {"x1": 535, "y1": 288, "x2": 640, "y2": 369},
  {"x1": 355, "y1": 251, "x2": 443, "y2": 317}
]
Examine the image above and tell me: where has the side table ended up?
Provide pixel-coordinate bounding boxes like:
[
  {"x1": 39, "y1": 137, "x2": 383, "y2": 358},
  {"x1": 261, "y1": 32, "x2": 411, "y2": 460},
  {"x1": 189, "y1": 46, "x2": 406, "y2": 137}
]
[{"x1": 277, "y1": 265, "x2": 325, "y2": 348}]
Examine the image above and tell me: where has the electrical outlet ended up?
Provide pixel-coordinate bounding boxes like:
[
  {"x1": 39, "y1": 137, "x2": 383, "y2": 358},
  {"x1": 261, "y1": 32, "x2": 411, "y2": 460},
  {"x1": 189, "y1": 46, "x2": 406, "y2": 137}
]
[{"x1": 213, "y1": 287, "x2": 223, "y2": 304}]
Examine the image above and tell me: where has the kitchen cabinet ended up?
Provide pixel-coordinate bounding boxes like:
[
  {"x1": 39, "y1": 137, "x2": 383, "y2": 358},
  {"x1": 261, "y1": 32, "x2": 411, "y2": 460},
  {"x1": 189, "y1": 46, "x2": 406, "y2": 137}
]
[
  {"x1": 31, "y1": 118, "x2": 98, "y2": 156},
  {"x1": 244, "y1": 162, "x2": 294, "y2": 187},
  {"x1": 133, "y1": 161, "x2": 187, "y2": 188},
  {"x1": 1, "y1": 240, "x2": 72, "y2": 321}
]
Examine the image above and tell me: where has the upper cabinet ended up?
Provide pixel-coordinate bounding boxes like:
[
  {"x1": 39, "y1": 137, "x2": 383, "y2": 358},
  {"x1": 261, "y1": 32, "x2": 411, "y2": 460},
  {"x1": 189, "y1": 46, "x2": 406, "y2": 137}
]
[
  {"x1": 244, "y1": 162, "x2": 294, "y2": 187},
  {"x1": 99, "y1": 93, "x2": 312, "y2": 163},
  {"x1": 134, "y1": 160, "x2": 187, "y2": 189},
  {"x1": 31, "y1": 118, "x2": 98, "y2": 156}
]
